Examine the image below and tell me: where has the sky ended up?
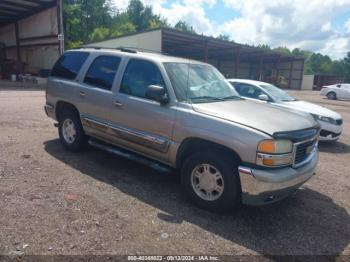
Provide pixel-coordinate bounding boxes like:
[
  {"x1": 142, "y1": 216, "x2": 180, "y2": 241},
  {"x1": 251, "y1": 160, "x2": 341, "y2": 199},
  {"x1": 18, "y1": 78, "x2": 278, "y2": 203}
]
[{"x1": 114, "y1": 0, "x2": 350, "y2": 60}]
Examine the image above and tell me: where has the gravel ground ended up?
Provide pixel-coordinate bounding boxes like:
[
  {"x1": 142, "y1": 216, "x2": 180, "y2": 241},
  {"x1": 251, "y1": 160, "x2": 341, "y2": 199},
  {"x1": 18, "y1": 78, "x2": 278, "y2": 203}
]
[{"x1": 0, "y1": 88, "x2": 349, "y2": 258}]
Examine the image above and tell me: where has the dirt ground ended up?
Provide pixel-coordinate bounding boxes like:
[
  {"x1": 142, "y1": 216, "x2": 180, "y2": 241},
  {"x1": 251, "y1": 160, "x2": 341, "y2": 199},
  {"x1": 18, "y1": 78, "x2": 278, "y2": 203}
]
[{"x1": 0, "y1": 88, "x2": 349, "y2": 258}]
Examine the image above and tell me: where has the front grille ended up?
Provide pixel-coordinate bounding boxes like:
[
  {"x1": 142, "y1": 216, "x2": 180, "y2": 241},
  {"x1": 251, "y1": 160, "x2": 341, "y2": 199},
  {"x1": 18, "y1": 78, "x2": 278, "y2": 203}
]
[
  {"x1": 294, "y1": 139, "x2": 317, "y2": 165},
  {"x1": 336, "y1": 119, "x2": 343, "y2": 125}
]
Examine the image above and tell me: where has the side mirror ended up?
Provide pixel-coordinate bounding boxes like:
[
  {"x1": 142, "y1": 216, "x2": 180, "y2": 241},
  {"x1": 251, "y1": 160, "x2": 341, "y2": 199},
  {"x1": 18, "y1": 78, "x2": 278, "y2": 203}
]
[
  {"x1": 145, "y1": 85, "x2": 169, "y2": 104},
  {"x1": 258, "y1": 94, "x2": 269, "y2": 101},
  {"x1": 336, "y1": 84, "x2": 341, "y2": 88}
]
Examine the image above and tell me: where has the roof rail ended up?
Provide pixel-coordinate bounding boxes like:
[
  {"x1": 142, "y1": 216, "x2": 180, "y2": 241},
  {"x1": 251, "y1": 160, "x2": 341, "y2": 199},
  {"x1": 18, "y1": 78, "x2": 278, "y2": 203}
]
[
  {"x1": 116, "y1": 46, "x2": 168, "y2": 55},
  {"x1": 117, "y1": 47, "x2": 138, "y2": 53},
  {"x1": 81, "y1": 46, "x2": 136, "y2": 53},
  {"x1": 79, "y1": 45, "x2": 168, "y2": 55}
]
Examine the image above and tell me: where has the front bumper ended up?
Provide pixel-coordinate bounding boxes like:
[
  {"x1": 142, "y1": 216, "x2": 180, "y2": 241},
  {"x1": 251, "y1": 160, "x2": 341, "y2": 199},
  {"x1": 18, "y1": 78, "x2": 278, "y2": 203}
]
[
  {"x1": 318, "y1": 120, "x2": 342, "y2": 141},
  {"x1": 239, "y1": 149, "x2": 318, "y2": 205}
]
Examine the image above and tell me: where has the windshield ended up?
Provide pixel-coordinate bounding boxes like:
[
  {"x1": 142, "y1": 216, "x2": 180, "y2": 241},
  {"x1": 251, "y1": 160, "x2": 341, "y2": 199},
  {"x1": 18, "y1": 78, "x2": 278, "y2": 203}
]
[
  {"x1": 163, "y1": 62, "x2": 240, "y2": 103},
  {"x1": 260, "y1": 84, "x2": 296, "y2": 102}
]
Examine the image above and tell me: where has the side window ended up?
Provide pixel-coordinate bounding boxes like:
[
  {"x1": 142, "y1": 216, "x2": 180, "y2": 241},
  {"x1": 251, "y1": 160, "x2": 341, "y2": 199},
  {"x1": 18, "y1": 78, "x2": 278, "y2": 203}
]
[
  {"x1": 51, "y1": 52, "x2": 89, "y2": 80},
  {"x1": 232, "y1": 82, "x2": 241, "y2": 93},
  {"x1": 84, "y1": 56, "x2": 121, "y2": 90},
  {"x1": 120, "y1": 59, "x2": 165, "y2": 98},
  {"x1": 236, "y1": 83, "x2": 262, "y2": 99}
]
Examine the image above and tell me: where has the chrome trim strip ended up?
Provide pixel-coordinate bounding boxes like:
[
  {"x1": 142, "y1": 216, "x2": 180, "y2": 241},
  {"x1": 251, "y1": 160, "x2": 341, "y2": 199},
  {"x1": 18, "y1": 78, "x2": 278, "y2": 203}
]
[
  {"x1": 81, "y1": 116, "x2": 109, "y2": 133},
  {"x1": 109, "y1": 124, "x2": 170, "y2": 153},
  {"x1": 238, "y1": 166, "x2": 253, "y2": 175},
  {"x1": 82, "y1": 116, "x2": 170, "y2": 153},
  {"x1": 82, "y1": 117, "x2": 108, "y2": 127},
  {"x1": 293, "y1": 135, "x2": 318, "y2": 146}
]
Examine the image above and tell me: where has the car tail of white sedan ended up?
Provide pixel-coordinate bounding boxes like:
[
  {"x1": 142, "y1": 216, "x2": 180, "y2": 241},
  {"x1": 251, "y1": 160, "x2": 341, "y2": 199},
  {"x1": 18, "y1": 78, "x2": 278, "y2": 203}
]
[{"x1": 320, "y1": 83, "x2": 350, "y2": 100}]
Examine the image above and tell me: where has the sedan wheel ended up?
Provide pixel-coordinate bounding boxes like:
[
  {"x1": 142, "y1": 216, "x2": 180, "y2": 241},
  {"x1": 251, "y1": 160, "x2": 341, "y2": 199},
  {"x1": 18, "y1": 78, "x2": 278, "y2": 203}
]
[{"x1": 327, "y1": 92, "x2": 336, "y2": 100}]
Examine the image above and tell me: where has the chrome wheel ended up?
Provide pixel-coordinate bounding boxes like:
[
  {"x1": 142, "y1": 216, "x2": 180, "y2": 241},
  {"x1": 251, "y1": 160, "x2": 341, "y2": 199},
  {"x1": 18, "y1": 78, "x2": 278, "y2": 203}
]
[
  {"x1": 62, "y1": 118, "x2": 77, "y2": 144},
  {"x1": 191, "y1": 164, "x2": 224, "y2": 201}
]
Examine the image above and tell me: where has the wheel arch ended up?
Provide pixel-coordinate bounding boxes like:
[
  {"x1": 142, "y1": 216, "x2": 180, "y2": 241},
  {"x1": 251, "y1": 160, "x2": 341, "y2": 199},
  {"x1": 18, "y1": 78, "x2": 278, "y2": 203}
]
[
  {"x1": 327, "y1": 90, "x2": 336, "y2": 95},
  {"x1": 55, "y1": 101, "x2": 81, "y2": 121},
  {"x1": 176, "y1": 137, "x2": 242, "y2": 169}
]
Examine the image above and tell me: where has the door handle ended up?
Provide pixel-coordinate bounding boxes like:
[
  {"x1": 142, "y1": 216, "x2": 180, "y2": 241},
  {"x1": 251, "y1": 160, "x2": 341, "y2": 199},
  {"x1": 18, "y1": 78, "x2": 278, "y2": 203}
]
[
  {"x1": 113, "y1": 101, "x2": 123, "y2": 108},
  {"x1": 79, "y1": 91, "x2": 86, "y2": 97}
]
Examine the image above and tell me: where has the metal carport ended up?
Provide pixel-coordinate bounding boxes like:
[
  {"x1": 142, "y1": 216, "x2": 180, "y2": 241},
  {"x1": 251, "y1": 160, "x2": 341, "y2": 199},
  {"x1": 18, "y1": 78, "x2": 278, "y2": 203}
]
[
  {"x1": 87, "y1": 28, "x2": 305, "y2": 89},
  {"x1": 0, "y1": 0, "x2": 63, "y2": 78},
  {"x1": 161, "y1": 29, "x2": 305, "y2": 89}
]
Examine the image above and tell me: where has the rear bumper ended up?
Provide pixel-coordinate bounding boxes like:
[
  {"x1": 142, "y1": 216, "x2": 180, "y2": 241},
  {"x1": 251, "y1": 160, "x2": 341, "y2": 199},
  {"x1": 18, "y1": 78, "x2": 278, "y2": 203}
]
[{"x1": 239, "y1": 150, "x2": 318, "y2": 205}]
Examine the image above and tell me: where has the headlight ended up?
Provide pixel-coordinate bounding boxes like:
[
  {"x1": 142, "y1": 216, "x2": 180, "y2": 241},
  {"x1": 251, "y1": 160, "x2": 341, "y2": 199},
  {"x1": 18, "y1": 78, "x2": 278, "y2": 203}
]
[
  {"x1": 258, "y1": 139, "x2": 293, "y2": 154},
  {"x1": 256, "y1": 139, "x2": 293, "y2": 167},
  {"x1": 311, "y1": 114, "x2": 336, "y2": 125}
]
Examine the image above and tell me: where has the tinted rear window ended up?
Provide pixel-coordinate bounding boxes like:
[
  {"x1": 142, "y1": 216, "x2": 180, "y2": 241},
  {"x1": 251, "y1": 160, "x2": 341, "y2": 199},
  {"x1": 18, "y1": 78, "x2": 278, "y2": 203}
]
[
  {"x1": 84, "y1": 55, "x2": 121, "y2": 90},
  {"x1": 51, "y1": 52, "x2": 89, "y2": 80}
]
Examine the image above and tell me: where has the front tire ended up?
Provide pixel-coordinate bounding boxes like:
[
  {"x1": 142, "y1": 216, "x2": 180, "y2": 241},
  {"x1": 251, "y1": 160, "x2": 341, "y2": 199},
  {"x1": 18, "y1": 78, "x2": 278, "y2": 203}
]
[
  {"x1": 58, "y1": 110, "x2": 87, "y2": 151},
  {"x1": 181, "y1": 151, "x2": 241, "y2": 212},
  {"x1": 327, "y1": 92, "x2": 336, "y2": 100}
]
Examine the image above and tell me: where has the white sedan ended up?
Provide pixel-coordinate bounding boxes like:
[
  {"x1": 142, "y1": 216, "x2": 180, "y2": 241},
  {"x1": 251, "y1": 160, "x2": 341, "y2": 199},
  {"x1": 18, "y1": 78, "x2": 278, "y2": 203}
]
[
  {"x1": 320, "y1": 83, "x2": 350, "y2": 100},
  {"x1": 228, "y1": 79, "x2": 343, "y2": 142}
]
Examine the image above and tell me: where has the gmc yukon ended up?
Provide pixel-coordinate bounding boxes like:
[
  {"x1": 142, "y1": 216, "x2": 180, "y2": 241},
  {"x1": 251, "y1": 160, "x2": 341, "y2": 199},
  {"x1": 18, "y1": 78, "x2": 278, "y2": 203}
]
[{"x1": 45, "y1": 48, "x2": 319, "y2": 211}]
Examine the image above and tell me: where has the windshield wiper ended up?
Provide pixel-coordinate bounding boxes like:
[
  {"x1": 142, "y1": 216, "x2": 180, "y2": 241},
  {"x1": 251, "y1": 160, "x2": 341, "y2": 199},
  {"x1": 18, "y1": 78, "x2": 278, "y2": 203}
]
[
  {"x1": 281, "y1": 98, "x2": 297, "y2": 102},
  {"x1": 189, "y1": 96, "x2": 224, "y2": 103},
  {"x1": 223, "y1": 95, "x2": 242, "y2": 100}
]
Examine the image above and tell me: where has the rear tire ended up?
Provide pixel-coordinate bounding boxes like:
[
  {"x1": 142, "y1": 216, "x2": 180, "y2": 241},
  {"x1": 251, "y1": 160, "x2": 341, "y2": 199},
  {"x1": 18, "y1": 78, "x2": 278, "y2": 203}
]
[
  {"x1": 58, "y1": 110, "x2": 87, "y2": 152},
  {"x1": 181, "y1": 151, "x2": 241, "y2": 212},
  {"x1": 327, "y1": 92, "x2": 336, "y2": 100}
]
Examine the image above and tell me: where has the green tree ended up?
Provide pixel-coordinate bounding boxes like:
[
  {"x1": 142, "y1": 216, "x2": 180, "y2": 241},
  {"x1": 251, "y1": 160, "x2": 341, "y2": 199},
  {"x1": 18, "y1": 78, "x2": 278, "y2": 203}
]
[
  {"x1": 174, "y1": 21, "x2": 196, "y2": 33},
  {"x1": 291, "y1": 48, "x2": 312, "y2": 59},
  {"x1": 342, "y1": 52, "x2": 350, "y2": 82},
  {"x1": 89, "y1": 27, "x2": 110, "y2": 42},
  {"x1": 273, "y1": 46, "x2": 292, "y2": 55},
  {"x1": 110, "y1": 12, "x2": 136, "y2": 37},
  {"x1": 306, "y1": 53, "x2": 333, "y2": 74},
  {"x1": 256, "y1": 44, "x2": 271, "y2": 50},
  {"x1": 126, "y1": 0, "x2": 164, "y2": 31},
  {"x1": 149, "y1": 17, "x2": 169, "y2": 29},
  {"x1": 63, "y1": 0, "x2": 114, "y2": 48},
  {"x1": 217, "y1": 34, "x2": 230, "y2": 41},
  {"x1": 110, "y1": 22, "x2": 136, "y2": 37},
  {"x1": 330, "y1": 60, "x2": 345, "y2": 75}
]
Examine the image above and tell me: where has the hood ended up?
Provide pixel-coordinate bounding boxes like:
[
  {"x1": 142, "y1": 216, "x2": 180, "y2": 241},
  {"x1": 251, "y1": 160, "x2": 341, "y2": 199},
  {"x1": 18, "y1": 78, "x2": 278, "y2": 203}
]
[
  {"x1": 192, "y1": 100, "x2": 317, "y2": 136},
  {"x1": 277, "y1": 100, "x2": 342, "y2": 119}
]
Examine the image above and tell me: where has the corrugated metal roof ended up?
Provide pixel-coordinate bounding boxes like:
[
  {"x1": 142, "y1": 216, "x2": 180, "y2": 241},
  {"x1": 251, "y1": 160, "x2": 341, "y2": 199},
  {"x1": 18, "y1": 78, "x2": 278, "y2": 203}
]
[
  {"x1": 87, "y1": 28, "x2": 304, "y2": 63},
  {"x1": 0, "y1": 0, "x2": 56, "y2": 27}
]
